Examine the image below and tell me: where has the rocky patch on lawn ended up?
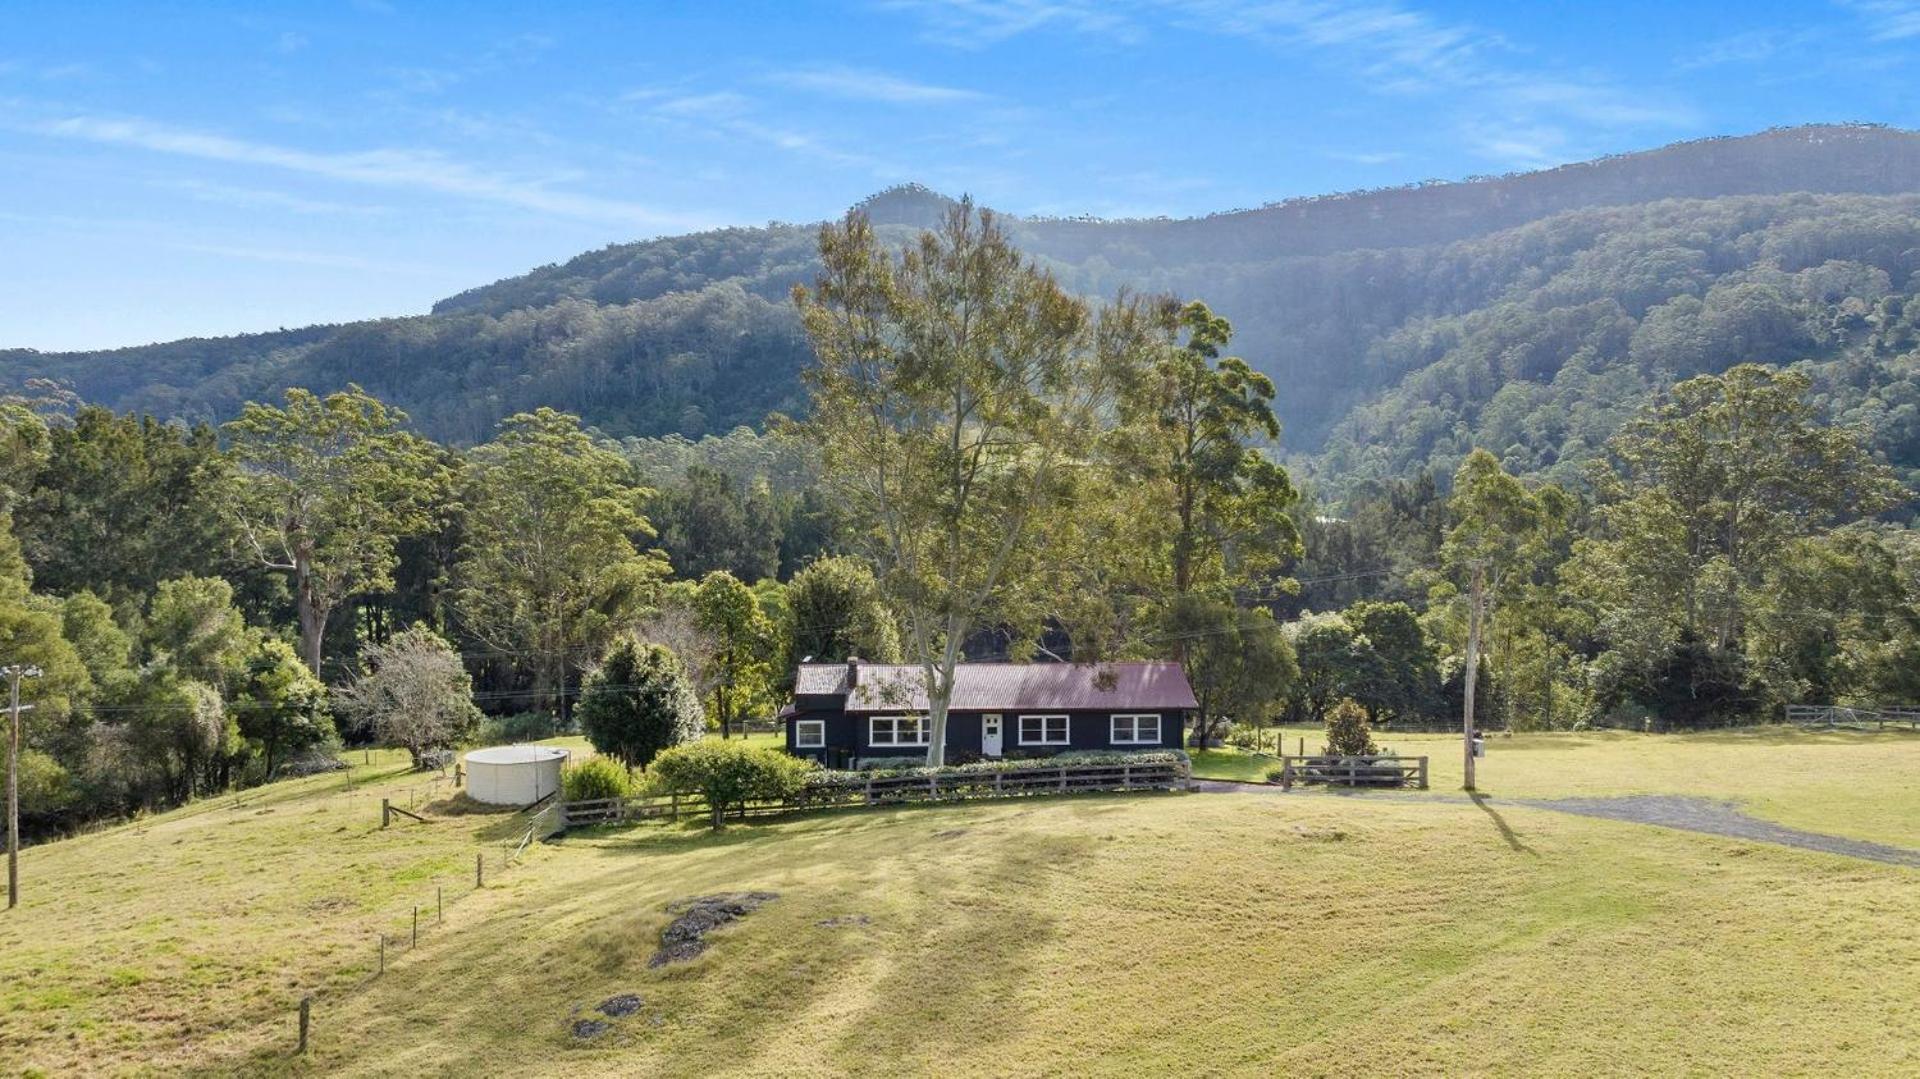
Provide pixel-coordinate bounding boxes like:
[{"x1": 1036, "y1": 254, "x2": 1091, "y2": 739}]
[
  {"x1": 567, "y1": 993, "x2": 648, "y2": 1041},
  {"x1": 649, "y1": 892, "x2": 779, "y2": 967}
]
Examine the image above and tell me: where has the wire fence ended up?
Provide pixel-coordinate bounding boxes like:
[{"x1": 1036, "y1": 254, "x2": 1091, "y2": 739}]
[{"x1": 260, "y1": 763, "x2": 566, "y2": 1058}]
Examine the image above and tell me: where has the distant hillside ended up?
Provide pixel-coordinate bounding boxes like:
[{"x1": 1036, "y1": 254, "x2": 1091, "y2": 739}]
[{"x1": 8, "y1": 124, "x2": 1920, "y2": 487}]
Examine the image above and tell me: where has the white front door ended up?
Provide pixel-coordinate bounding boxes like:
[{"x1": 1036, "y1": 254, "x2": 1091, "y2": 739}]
[{"x1": 982, "y1": 714, "x2": 1003, "y2": 757}]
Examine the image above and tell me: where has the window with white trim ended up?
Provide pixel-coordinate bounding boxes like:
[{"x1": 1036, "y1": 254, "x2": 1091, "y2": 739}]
[
  {"x1": 795, "y1": 720, "x2": 825, "y2": 749},
  {"x1": 868, "y1": 715, "x2": 929, "y2": 746},
  {"x1": 1110, "y1": 713, "x2": 1161, "y2": 745},
  {"x1": 1018, "y1": 714, "x2": 1070, "y2": 745}
]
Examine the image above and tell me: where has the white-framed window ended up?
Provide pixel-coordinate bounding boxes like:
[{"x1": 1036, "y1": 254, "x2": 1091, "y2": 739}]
[
  {"x1": 1110, "y1": 713, "x2": 1161, "y2": 745},
  {"x1": 869, "y1": 715, "x2": 930, "y2": 747},
  {"x1": 795, "y1": 720, "x2": 825, "y2": 749},
  {"x1": 1018, "y1": 714, "x2": 1070, "y2": 746}
]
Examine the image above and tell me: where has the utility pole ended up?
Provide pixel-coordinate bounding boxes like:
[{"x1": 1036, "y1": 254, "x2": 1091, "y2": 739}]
[
  {"x1": 4, "y1": 664, "x2": 42, "y2": 910},
  {"x1": 1462, "y1": 562, "x2": 1485, "y2": 793}
]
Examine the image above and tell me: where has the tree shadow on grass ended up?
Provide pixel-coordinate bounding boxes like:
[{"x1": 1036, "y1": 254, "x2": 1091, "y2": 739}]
[{"x1": 1470, "y1": 794, "x2": 1536, "y2": 855}]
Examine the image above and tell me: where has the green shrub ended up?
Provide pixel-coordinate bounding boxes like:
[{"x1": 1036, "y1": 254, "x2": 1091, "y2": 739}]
[
  {"x1": 562, "y1": 757, "x2": 633, "y2": 802},
  {"x1": 650, "y1": 741, "x2": 814, "y2": 829},
  {"x1": 478, "y1": 710, "x2": 564, "y2": 744},
  {"x1": 1323, "y1": 699, "x2": 1379, "y2": 756},
  {"x1": 579, "y1": 639, "x2": 705, "y2": 770}
]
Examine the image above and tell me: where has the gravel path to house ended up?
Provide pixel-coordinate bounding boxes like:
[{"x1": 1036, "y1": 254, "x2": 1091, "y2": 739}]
[{"x1": 1191, "y1": 781, "x2": 1920, "y2": 867}]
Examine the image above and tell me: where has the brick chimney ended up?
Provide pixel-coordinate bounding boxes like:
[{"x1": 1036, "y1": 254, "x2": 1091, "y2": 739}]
[{"x1": 845, "y1": 656, "x2": 861, "y2": 689}]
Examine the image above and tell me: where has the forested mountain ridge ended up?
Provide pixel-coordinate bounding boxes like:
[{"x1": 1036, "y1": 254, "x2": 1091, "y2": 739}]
[{"x1": 8, "y1": 124, "x2": 1920, "y2": 489}]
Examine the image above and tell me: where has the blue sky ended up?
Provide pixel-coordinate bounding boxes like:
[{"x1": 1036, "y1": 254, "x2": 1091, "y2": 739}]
[{"x1": 5, "y1": 1, "x2": 1920, "y2": 351}]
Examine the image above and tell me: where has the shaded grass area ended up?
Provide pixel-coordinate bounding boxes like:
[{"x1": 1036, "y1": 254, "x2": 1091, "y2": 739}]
[
  {"x1": 1187, "y1": 745, "x2": 1282, "y2": 783},
  {"x1": 238, "y1": 793, "x2": 1915, "y2": 1077}
]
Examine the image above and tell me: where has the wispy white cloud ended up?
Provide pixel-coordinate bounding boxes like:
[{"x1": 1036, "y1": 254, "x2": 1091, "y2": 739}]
[
  {"x1": 11, "y1": 110, "x2": 705, "y2": 230},
  {"x1": 153, "y1": 177, "x2": 389, "y2": 216},
  {"x1": 1325, "y1": 149, "x2": 1406, "y2": 165},
  {"x1": 769, "y1": 65, "x2": 988, "y2": 103},
  {"x1": 880, "y1": 0, "x2": 1145, "y2": 47},
  {"x1": 1842, "y1": 0, "x2": 1920, "y2": 40},
  {"x1": 885, "y1": 0, "x2": 1699, "y2": 170}
]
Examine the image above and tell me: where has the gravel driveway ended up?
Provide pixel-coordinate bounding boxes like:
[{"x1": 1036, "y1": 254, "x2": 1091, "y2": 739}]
[{"x1": 1193, "y1": 781, "x2": 1920, "y2": 867}]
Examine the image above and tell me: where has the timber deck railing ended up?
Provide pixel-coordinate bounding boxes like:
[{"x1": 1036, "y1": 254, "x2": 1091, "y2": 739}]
[
  {"x1": 1275, "y1": 754, "x2": 1429, "y2": 790},
  {"x1": 559, "y1": 758, "x2": 1188, "y2": 831}
]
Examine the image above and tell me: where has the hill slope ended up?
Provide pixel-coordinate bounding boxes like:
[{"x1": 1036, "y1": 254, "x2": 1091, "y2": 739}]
[
  {"x1": 0, "y1": 731, "x2": 1915, "y2": 1074},
  {"x1": 6, "y1": 125, "x2": 1920, "y2": 485}
]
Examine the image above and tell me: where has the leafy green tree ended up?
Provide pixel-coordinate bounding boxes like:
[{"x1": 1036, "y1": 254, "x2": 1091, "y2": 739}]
[
  {"x1": 1343, "y1": 600, "x2": 1441, "y2": 725},
  {"x1": 785, "y1": 556, "x2": 900, "y2": 665},
  {"x1": 15, "y1": 406, "x2": 238, "y2": 606},
  {"x1": 648, "y1": 464, "x2": 781, "y2": 581},
  {"x1": 578, "y1": 639, "x2": 704, "y2": 770},
  {"x1": 1441, "y1": 450, "x2": 1543, "y2": 787},
  {"x1": 1286, "y1": 613, "x2": 1363, "y2": 727},
  {"x1": 1163, "y1": 594, "x2": 1295, "y2": 747},
  {"x1": 233, "y1": 637, "x2": 332, "y2": 779},
  {"x1": 144, "y1": 576, "x2": 250, "y2": 689},
  {"x1": 1569, "y1": 365, "x2": 1908, "y2": 718},
  {"x1": 333, "y1": 626, "x2": 479, "y2": 768},
  {"x1": 649, "y1": 740, "x2": 813, "y2": 830},
  {"x1": 225, "y1": 387, "x2": 445, "y2": 675},
  {"x1": 122, "y1": 674, "x2": 232, "y2": 804},
  {"x1": 457, "y1": 408, "x2": 668, "y2": 720},
  {"x1": 793, "y1": 200, "x2": 1152, "y2": 765},
  {"x1": 691, "y1": 571, "x2": 776, "y2": 739},
  {"x1": 1114, "y1": 300, "x2": 1301, "y2": 599}
]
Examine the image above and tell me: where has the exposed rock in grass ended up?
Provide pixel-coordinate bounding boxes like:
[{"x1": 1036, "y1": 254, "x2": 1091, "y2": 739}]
[
  {"x1": 570, "y1": 1018, "x2": 610, "y2": 1040},
  {"x1": 649, "y1": 892, "x2": 779, "y2": 967},
  {"x1": 598, "y1": 993, "x2": 643, "y2": 1017}
]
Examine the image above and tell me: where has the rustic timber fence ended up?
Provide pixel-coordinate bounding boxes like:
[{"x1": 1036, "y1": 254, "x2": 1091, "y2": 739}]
[
  {"x1": 560, "y1": 757, "x2": 1188, "y2": 831},
  {"x1": 1785, "y1": 705, "x2": 1920, "y2": 730},
  {"x1": 1275, "y1": 755, "x2": 1429, "y2": 791}
]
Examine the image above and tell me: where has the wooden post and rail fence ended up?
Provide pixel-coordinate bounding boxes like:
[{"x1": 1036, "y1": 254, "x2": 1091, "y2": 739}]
[{"x1": 1275, "y1": 755, "x2": 1429, "y2": 791}]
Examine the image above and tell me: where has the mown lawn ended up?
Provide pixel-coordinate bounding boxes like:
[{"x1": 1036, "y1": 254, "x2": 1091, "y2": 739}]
[
  {"x1": 265, "y1": 789, "x2": 1913, "y2": 1077},
  {"x1": 0, "y1": 730, "x2": 1913, "y2": 1075}
]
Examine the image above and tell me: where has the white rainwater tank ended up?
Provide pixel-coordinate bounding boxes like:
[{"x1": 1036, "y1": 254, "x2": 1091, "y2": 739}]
[{"x1": 464, "y1": 745, "x2": 570, "y2": 806}]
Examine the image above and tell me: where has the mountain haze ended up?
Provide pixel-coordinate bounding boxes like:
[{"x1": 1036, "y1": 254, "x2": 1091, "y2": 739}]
[{"x1": 8, "y1": 123, "x2": 1920, "y2": 493}]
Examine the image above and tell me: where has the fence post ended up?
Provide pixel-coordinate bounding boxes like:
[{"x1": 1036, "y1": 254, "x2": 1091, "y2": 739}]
[
  {"x1": 475, "y1": 852, "x2": 483, "y2": 888},
  {"x1": 994, "y1": 772, "x2": 1003, "y2": 796},
  {"x1": 670, "y1": 792, "x2": 679, "y2": 821},
  {"x1": 1059, "y1": 767, "x2": 1067, "y2": 792},
  {"x1": 412, "y1": 906, "x2": 419, "y2": 947},
  {"x1": 298, "y1": 995, "x2": 311, "y2": 1054},
  {"x1": 1418, "y1": 757, "x2": 1429, "y2": 790},
  {"x1": 1123, "y1": 763, "x2": 1132, "y2": 790},
  {"x1": 1297, "y1": 737, "x2": 1304, "y2": 757},
  {"x1": 864, "y1": 775, "x2": 874, "y2": 806},
  {"x1": 381, "y1": 798, "x2": 390, "y2": 828},
  {"x1": 378, "y1": 935, "x2": 385, "y2": 976},
  {"x1": 437, "y1": 886, "x2": 443, "y2": 923}
]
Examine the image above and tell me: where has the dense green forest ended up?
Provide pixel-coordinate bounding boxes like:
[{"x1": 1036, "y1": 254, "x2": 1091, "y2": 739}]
[
  {"x1": 11, "y1": 124, "x2": 1920, "y2": 495},
  {"x1": 4, "y1": 130, "x2": 1920, "y2": 836}
]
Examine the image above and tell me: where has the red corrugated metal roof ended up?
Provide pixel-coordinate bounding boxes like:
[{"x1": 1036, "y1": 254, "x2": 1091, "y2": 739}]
[{"x1": 794, "y1": 661, "x2": 1197, "y2": 713}]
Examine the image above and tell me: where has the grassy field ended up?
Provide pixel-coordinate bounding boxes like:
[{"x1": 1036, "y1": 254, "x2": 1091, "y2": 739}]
[{"x1": 0, "y1": 730, "x2": 1914, "y2": 1075}]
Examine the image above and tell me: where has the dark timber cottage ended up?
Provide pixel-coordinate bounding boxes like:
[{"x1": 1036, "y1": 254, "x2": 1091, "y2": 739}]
[{"x1": 780, "y1": 659, "x2": 1198, "y2": 767}]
